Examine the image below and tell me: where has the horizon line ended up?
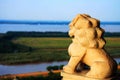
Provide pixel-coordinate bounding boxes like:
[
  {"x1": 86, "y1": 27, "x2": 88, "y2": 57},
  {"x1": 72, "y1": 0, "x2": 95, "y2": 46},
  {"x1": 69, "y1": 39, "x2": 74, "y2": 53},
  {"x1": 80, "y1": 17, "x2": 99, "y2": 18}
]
[
  {"x1": 0, "y1": 19, "x2": 120, "y2": 22},
  {"x1": 0, "y1": 20, "x2": 120, "y2": 25}
]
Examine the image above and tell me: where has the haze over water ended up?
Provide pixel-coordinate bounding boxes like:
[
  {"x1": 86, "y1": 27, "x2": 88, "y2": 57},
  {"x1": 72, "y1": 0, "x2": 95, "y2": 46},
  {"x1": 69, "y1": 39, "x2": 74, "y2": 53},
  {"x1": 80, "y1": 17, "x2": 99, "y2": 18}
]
[{"x1": 0, "y1": 22, "x2": 120, "y2": 33}]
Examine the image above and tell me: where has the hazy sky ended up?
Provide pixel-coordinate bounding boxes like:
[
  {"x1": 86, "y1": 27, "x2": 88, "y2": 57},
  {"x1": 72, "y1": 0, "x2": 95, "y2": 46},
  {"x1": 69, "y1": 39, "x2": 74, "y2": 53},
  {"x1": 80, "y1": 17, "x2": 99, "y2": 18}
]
[{"x1": 0, "y1": 0, "x2": 120, "y2": 21}]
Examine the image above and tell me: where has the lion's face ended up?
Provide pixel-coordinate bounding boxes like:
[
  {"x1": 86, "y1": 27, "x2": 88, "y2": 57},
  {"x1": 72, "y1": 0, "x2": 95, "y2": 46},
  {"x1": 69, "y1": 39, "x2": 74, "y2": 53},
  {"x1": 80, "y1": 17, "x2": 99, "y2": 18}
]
[{"x1": 68, "y1": 15, "x2": 92, "y2": 37}]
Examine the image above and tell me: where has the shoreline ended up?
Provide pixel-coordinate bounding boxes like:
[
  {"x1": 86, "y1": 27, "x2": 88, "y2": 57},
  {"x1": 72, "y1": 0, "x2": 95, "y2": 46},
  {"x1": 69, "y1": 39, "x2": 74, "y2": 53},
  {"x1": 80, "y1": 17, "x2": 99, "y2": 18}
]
[{"x1": 0, "y1": 60, "x2": 68, "y2": 66}]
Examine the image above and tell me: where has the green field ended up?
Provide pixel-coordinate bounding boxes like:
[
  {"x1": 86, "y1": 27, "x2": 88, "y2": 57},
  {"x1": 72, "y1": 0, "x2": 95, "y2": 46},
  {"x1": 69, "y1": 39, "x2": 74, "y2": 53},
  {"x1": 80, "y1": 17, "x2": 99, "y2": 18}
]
[{"x1": 0, "y1": 37, "x2": 120, "y2": 65}]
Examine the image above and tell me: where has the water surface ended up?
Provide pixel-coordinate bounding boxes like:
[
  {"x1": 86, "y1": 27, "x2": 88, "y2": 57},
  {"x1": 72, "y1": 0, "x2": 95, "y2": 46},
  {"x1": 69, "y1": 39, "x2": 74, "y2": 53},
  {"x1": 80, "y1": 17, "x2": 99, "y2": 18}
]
[
  {"x1": 0, "y1": 24, "x2": 120, "y2": 33},
  {"x1": 0, "y1": 61, "x2": 67, "y2": 75}
]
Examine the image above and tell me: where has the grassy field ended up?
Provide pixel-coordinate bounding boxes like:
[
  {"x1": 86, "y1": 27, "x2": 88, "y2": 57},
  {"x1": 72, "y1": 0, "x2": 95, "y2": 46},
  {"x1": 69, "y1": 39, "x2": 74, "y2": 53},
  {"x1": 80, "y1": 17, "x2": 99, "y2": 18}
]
[
  {"x1": 12, "y1": 37, "x2": 71, "y2": 49},
  {"x1": 105, "y1": 37, "x2": 120, "y2": 56},
  {"x1": 0, "y1": 37, "x2": 120, "y2": 65}
]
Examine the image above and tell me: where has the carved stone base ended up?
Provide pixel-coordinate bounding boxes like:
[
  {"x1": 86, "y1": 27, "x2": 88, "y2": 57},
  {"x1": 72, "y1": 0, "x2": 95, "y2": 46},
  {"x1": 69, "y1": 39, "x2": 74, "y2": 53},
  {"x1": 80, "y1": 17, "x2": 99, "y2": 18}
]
[{"x1": 61, "y1": 70, "x2": 113, "y2": 80}]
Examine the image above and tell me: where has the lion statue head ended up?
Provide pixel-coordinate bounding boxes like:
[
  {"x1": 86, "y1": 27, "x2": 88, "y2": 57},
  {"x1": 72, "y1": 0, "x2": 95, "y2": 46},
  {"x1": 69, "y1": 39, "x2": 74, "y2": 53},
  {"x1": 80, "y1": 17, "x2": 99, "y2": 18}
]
[{"x1": 69, "y1": 14, "x2": 105, "y2": 49}]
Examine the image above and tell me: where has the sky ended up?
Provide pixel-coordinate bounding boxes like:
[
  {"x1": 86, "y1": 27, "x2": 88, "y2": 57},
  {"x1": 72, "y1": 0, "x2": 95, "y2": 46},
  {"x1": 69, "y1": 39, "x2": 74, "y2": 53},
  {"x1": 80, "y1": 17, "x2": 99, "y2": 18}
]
[{"x1": 0, "y1": 0, "x2": 120, "y2": 21}]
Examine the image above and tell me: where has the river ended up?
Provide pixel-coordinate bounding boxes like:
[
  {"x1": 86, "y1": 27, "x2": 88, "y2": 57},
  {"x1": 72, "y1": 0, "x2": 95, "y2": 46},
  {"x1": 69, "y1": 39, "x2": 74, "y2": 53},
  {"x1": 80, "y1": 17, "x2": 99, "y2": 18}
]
[
  {"x1": 0, "y1": 61, "x2": 68, "y2": 75},
  {"x1": 0, "y1": 58, "x2": 120, "y2": 75},
  {"x1": 0, "y1": 23, "x2": 120, "y2": 33}
]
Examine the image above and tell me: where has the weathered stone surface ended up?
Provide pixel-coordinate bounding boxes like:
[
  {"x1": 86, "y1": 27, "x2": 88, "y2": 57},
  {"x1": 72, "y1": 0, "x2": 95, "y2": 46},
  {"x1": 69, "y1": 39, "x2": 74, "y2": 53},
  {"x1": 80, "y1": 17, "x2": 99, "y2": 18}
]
[{"x1": 61, "y1": 14, "x2": 117, "y2": 80}]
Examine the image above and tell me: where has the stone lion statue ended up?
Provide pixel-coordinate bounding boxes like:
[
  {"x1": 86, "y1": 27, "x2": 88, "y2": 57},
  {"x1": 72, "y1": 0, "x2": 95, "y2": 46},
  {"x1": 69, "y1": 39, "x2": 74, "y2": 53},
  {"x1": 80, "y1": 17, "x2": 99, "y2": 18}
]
[{"x1": 63, "y1": 14, "x2": 117, "y2": 79}]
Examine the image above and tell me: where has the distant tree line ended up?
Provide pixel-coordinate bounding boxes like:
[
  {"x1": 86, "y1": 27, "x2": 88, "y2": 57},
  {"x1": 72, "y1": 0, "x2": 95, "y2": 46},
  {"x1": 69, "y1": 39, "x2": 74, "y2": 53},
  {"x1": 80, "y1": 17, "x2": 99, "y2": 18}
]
[
  {"x1": 2, "y1": 31, "x2": 69, "y2": 40},
  {"x1": 104, "y1": 32, "x2": 120, "y2": 37},
  {"x1": 0, "y1": 31, "x2": 120, "y2": 39}
]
